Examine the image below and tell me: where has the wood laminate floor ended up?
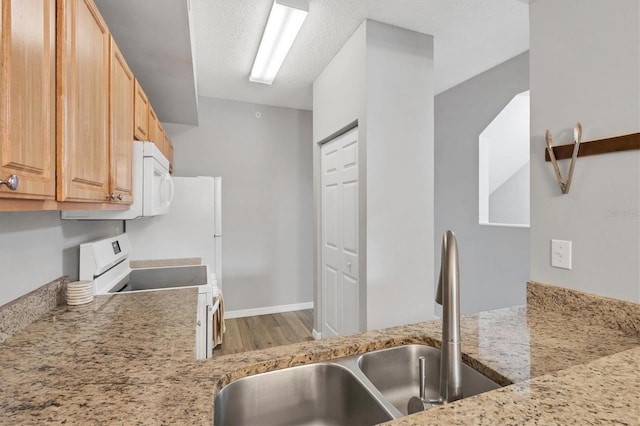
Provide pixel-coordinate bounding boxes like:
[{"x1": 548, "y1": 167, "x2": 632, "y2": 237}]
[{"x1": 214, "y1": 309, "x2": 315, "y2": 356}]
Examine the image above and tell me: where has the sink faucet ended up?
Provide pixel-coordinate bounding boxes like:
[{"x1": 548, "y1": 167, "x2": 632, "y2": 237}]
[
  {"x1": 408, "y1": 230, "x2": 463, "y2": 415},
  {"x1": 435, "y1": 230, "x2": 463, "y2": 403}
]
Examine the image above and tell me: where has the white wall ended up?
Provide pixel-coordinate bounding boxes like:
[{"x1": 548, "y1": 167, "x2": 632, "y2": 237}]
[
  {"x1": 489, "y1": 162, "x2": 530, "y2": 225},
  {"x1": 0, "y1": 212, "x2": 120, "y2": 306},
  {"x1": 435, "y1": 52, "x2": 530, "y2": 314},
  {"x1": 313, "y1": 22, "x2": 368, "y2": 331},
  {"x1": 312, "y1": 24, "x2": 366, "y2": 143},
  {"x1": 530, "y1": 0, "x2": 640, "y2": 302},
  {"x1": 164, "y1": 96, "x2": 314, "y2": 312},
  {"x1": 365, "y1": 21, "x2": 434, "y2": 330},
  {"x1": 313, "y1": 20, "x2": 435, "y2": 332}
]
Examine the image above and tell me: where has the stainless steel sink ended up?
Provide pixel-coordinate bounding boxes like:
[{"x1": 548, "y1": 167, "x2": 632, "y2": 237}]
[
  {"x1": 357, "y1": 344, "x2": 501, "y2": 415},
  {"x1": 216, "y1": 234, "x2": 501, "y2": 423},
  {"x1": 214, "y1": 362, "x2": 394, "y2": 426},
  {"x1": 214, "y1": 344, "x2": 502, "y2": 425}
]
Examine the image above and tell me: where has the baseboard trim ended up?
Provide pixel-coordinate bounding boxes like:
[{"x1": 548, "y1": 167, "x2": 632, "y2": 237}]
[
  {"x1": 312, "y1": 329, "x2": 322, "y2": 340},
  {"x1": 225, "y1": 302, "x2": 314, "y2": 319}
]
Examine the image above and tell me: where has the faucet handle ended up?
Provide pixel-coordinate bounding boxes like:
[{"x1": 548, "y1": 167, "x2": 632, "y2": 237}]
[
  {"x1": 418, "y1": 356, "x2": 426, "y2": 400},
  {"x1": 408, "y1": 356, "x2": 430, "y2": 415}
]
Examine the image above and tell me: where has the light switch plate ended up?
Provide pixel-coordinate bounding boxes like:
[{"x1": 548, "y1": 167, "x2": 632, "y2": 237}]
[{"x1": 551, "y1": 239, "x2": 572, "y2": 269}]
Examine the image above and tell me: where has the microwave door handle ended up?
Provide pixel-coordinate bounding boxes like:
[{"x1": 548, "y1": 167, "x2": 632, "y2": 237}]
[
  {"x1": 167, "y1": 175, "x2": 175, "y2": 206},
  {"x1": 164, "y1": 174, "x2": 175, "y2": 208}
]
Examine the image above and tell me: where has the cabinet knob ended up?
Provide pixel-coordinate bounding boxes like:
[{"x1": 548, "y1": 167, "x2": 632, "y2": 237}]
[
  {"x1": 346, "y1": 262, "x2": 352, "y2": 268},
  {"x1": 0, "y1": 174, "x2": 19, "y2": 191},
  {"x1": 117, "y1": 193, "x2": 123, "y2": 201}
]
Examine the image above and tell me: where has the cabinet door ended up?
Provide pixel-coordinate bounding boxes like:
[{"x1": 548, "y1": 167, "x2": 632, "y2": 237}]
[
  {"x1": 149, "y1": 106, "x2": 167, "y2": 156},
  {"x1": 0, "y1": 0, "x2": 56, "y2": 200},
  {"x1": 148, "y1": 106, "x2": 160, "y2": 147},
  {"x1": 165, "y1": 134, "x2": 174, "y2": 174},
  {"x1": 156, "y1": 122, "x2": 166, "y2": 156},
  {"x1": 109, "y1": 37, "x2": 133, "y2": 204},
  {"x1": 134, "y1": 80, "x2": 149, "y2": 140},
  {"x1": 57, "y1": 0, "x2": 110, "y2": 202}
]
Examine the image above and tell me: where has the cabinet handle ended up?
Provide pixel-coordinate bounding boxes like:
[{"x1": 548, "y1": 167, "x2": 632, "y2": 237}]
[
  {"x1": 0, "y1": 174, "x2": 19, "y2": 191},
  {"x1": 106, "y1": 194, "x2": 123, "y2": 201}
]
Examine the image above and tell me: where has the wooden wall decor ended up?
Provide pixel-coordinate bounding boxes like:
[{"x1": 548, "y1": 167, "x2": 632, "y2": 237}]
[
  {"x1": 544, "y1": 126, "x2": 640, "y2": 195},
  {"x1": 545, "y1": 131, "x2": 640, "y2": 161}
]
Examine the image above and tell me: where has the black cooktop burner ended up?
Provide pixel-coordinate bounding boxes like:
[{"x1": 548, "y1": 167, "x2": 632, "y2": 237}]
[{"x1": 109, "y1": 265, "x2": 208, "y2": 293}]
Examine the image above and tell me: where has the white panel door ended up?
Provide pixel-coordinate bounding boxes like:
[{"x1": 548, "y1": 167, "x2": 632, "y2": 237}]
[{"x1": 321, "y1": 128, "x2": 359, "y2": 338}]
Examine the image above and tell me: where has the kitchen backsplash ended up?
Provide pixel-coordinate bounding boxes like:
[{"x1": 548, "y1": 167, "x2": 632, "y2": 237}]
[
  {"x1": 528, "y1": 281, "x2": 640, "y2": 337},
  {"x1": 0, "y1": 276, "x2": 68, "y2": 343}
]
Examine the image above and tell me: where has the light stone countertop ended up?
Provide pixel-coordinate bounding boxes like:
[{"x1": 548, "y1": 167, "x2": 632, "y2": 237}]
[
  {"x1": 386, "y1": 346, "x2": 640, "y2": 425},
  {"x1": 0, "y1": 282, "x2": 638, "y2": 424}
]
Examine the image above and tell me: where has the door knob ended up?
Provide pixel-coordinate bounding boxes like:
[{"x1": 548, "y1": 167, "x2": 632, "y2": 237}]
[{"x1": 0, "y1": 174, "x2": 19, "y2": 191}]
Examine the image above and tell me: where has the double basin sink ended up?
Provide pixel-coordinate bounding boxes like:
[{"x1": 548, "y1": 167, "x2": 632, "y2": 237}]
[{"x1": 214, "y1": 344, "x2": 501, "y2": 425}]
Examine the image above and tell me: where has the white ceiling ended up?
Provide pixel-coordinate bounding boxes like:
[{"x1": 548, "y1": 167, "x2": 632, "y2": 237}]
[
  {"x1": 193, "y1": 0, "x2": 530, "y2": 111},
  {"x1": 95, "y1": 0, "x2": 529, "y2": 123}
]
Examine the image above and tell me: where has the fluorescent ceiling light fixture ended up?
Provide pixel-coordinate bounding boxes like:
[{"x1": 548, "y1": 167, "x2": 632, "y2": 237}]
[{"x1": 250, "y1": 0, "x2": 308, "y2": 85}]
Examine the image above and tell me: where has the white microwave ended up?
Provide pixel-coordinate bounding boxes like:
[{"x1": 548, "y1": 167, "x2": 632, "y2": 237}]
[{"x1": 62, "y1": 141, "x2": 174, "y2": 220}]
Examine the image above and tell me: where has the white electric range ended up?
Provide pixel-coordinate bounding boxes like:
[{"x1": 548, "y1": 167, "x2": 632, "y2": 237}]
[{"x1": 79, "y1": 233, "x2": 216, "y2": 359}]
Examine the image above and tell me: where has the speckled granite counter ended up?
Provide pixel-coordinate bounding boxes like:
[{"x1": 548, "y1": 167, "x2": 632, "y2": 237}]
[
  {"x1": 0, "y1": 288, "x2": 217, "y2": 424},
  {"x1": 0, "y1": 282, "x2": 638, "y2": 424},
  {"x1": 386, "y1": 346, "x2": 640, "y2": 425}
]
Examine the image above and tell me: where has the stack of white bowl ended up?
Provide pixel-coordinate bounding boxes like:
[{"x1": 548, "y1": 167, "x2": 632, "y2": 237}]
[{"x1": 66, "y1": 280, "x2": 94, "y2": 305}]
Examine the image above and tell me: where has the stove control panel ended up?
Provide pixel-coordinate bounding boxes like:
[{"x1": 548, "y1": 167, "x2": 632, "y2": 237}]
[{"x1": 80, "y1": 234, "x2": 132, "y2": 278}]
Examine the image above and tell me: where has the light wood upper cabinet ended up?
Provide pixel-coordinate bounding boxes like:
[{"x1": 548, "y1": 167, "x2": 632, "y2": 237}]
[
  {"x1": 148, "y1": 106, "x2": 159, "y2": 145},
  {"x1": 156, "y1": 119, "x2": 165, "y2": 154},
  {"x1": 150, "y1": 108, "x2": 171, "y2": 167},
  {"x1": 109, "y1": 37, "x2": 133, "y2": 204},
  {"x1": 165, "y1": 134, "x2": 174, "y2": 174},
  {"x1": 56, "y1": 0, "x2": 110, "y2": 202},
  {"x1": 0, "y1": 0, "x2": 56, "y2": 200},
  {"x1": 134, "y1": 80, "x2": 149, "y2": 141},
  {"x1": 149, "y1": 106, "x2": 168, "y2": 158},
  {"x1": 0, "y1": 0, "x2": 174, "y2": 211}
]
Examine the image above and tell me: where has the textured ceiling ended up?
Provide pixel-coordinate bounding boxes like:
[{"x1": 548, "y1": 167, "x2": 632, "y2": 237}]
[{"x1": 193, "y1": 0, "x2": 530, "y2": 111}]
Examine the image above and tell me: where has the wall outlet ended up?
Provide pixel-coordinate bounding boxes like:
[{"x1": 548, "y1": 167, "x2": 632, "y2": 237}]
[{"x1": 551, "y1": 239, "x2": 572, "y2": 270}]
